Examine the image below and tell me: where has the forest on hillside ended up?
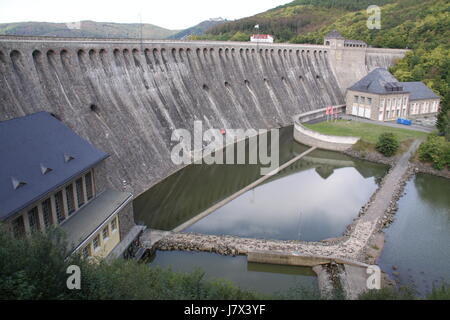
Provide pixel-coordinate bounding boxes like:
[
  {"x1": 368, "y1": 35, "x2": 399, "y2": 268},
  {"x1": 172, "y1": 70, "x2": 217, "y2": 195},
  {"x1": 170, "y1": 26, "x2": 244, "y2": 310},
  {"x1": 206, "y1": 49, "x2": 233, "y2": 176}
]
[{"x1": 196, "y1": 0, "x2": 450, "y2": 138}]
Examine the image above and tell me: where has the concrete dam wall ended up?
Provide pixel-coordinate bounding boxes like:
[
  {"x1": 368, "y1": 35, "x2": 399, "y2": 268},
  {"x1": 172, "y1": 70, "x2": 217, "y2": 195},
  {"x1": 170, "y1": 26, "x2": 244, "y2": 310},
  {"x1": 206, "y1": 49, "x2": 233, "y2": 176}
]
[{"x1": 0, "y1": 37, "x2": 406, "y2": 196}]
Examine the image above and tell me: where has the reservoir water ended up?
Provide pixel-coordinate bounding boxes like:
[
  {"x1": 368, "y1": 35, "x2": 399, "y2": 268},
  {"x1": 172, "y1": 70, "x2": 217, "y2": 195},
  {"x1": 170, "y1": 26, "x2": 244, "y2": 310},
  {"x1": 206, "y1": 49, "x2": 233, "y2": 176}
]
[
  {"x1": 148, "y1": 250, "x2": 319, "y2": 296},
  {"x1": 135, "y1": 126, "x2": 388, "y2": 241},
  {"x1": 139, "y1": 126, "x2": 388, "y2": 295},
  {"x1": 378, "y1": 173, "x2": 450, "y2": 296}
]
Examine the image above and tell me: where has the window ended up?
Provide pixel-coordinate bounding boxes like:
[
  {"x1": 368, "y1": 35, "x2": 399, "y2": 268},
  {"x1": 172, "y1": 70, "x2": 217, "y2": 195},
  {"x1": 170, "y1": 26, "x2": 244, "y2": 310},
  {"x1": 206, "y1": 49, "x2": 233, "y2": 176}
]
[
  {"x1": 102, "y1": 226, "x2": 109, "y2": 240},
  {"x1": 76, "y1": 178, "x2": 85, "y2": 207},
  {"x1": 360, "y1": 97, "x2": 366, "y2": 104},
  {"x1": 93, "y1": 235, "x2": 101, "y2": 250},
  {"x1": 85, "y1": 172, "x2": 94, "y2": 200},
  {"x1": 66, "y1": 184, "x2": 75, "y2": 215},
  {"x1": 12, "y1": 216, "x2": 25, "y2": 238},
  {"x1": 55, "y1": 191, "x2": 65, "y2": 223},
  {"x1": 367, "y1": 98, "x2": 372, "y2": 105},
  {"x1": 42, "y1": 198, "x2": 53, "y2": 228},
  {"x1": 381, "y1": 99, "x2": 385, "y2": 107},
  {"x1": 82, "y1": 245, "x2": 91, "y2": 259},
  {"x1": 354, "y1": 95, "x2": 359, "y2": 103},
  {"x1": 111, "y1": 218, "x2": 118, "y2": 232},
  {"x1": 28, "y1": 207, "x2": 40, "y2": 232}
]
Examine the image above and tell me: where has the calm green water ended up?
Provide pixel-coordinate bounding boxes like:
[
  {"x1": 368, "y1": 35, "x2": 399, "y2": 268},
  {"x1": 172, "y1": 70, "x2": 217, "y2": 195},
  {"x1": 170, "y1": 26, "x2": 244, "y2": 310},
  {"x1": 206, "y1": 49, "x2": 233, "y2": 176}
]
[
  {"x1": 378, "y1": 173, "x2": 450, "y2": 296},
  {"x1": 148, "y1": 251, "x2": 319, "y2": 295},
  {"x1": 134, "y1": 126, "x2": 388, "y2": 241},
  {"x1": 134, "y1": 126, "x2": 310, "y2": 230}
]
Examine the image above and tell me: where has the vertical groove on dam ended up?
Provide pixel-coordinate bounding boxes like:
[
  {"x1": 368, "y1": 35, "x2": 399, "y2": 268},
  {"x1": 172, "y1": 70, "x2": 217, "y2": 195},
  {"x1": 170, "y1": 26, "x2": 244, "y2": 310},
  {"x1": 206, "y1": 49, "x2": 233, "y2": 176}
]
[{"x1": 0, "y1": 39, "x2": 405, "y2": 195}]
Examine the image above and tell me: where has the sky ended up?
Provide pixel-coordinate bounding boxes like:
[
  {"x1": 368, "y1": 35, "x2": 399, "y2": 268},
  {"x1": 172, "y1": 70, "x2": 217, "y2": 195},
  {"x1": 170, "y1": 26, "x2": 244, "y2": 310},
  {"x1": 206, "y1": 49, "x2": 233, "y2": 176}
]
[{"x1": 0, "y1": 0, "x2": 291, "y2": 30}]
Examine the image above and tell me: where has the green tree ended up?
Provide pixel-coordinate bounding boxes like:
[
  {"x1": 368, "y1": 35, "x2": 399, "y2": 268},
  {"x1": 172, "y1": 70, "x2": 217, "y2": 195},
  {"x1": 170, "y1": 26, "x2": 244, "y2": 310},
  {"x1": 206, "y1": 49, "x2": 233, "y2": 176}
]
[
  {"x1": 230, "y1": 31, "x2": 249, "y2": 42},
  {"x1": 376, "y1": 133, "x2": 400, "y2": 157}
]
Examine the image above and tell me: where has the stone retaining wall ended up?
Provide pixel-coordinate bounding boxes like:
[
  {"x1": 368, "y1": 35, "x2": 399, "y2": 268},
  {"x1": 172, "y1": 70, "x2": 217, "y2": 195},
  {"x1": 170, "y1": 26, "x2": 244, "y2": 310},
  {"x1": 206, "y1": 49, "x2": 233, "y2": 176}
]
[{"x1": 293, "y1": 106, "x2": 360, "y2": 151}]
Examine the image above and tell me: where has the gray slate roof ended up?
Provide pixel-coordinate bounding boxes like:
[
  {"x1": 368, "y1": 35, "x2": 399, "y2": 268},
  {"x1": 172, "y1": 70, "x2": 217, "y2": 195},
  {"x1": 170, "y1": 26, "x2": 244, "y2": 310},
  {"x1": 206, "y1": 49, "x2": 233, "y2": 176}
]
[
  {"x1": 325, "y1": 30, "x2": 344, "y2": 39},
  {"x1": 61, "y1": 189, "x2": 132, "y2": 254},
  {"x1": 348, "y1": 68, "x2": 407, "y2": 95},
  {"x1": 401, "y1": 82, "x2": 440, "y2": 101},
  {"x1": 0, "y1": 112, "x2": 109, "y2": 221}
]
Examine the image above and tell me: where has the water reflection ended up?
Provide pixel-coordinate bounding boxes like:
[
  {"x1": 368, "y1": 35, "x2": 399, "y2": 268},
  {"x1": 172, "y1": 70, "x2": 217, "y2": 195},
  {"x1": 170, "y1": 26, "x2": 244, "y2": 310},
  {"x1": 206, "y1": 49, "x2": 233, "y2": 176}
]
[
  {"x1": 134, "y1": 126, "x2": 310, "y2": 230},
  {"x1": 148, "y1": 251, "x2": 318, "y2": 295},
  {"x1": 186, "y1": 155, "x2": 386, "y2": 241},
  {"x1": 378, "y1": 173, "x2": 450, "y2": 296},
  {"x1": 134, "y1": 126, "x2": 388, "y2": 241}
]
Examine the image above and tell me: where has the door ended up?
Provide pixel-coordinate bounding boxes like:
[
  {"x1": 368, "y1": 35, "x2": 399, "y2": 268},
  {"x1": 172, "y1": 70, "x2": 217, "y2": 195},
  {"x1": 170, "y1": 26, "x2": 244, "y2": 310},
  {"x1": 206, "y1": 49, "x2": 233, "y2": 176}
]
[{"x1": 358, "y1": 107, "x2": 365, "y2": 117}]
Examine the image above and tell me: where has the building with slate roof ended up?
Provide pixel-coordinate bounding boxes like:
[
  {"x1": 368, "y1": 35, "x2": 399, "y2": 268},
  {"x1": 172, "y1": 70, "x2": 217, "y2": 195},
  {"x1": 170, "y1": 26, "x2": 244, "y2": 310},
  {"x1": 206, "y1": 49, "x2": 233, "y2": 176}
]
[
  {"x1": 345, "y1": 68, "x2": 440, "y2": 121},
  {"x1": 0, "y1": 112, "x2": 137, "y2": 259},
  {"x1": 324, "y1": 30, "x2": 367, "y2": 48}
]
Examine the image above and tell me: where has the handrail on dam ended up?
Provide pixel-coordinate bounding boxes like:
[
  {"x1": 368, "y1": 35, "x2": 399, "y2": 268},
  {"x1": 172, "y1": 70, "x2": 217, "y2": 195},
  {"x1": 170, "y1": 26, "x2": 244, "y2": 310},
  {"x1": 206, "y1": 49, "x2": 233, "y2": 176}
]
[{"x1": 293, "y1": 106, "x2": 360, "y2": 152}]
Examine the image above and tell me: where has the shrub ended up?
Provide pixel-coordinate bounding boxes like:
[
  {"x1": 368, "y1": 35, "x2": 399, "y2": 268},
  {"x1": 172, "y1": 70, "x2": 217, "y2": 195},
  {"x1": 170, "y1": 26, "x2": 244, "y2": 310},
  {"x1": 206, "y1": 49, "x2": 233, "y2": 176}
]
[
  {"x1": 376, "y1": 133, "x2": 400, "y2": 157},
  {"x1": 0, "y1": 226, "x2": 263, "y2": 300},
  {"x1": 418, "y1": 134, "x2": 450, "y2": 170}
]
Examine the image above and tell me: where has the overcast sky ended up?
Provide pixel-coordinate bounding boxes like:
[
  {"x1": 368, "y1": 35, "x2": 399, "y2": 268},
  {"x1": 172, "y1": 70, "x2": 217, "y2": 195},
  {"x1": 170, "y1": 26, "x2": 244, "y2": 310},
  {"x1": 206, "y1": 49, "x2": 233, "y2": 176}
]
[{"x1": 0, "y1": 0, "x2": 291, "y2": 30}]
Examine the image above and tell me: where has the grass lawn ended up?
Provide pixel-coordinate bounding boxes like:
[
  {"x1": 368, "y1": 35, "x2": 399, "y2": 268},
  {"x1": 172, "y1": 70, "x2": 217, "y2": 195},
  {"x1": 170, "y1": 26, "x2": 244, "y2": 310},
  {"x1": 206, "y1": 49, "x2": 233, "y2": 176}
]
[
  {"x1": 304, "y1": 120, "x2": 429, "y2": 144},
  {"x1": 304, "y1": 120, "x2": 429, "y2": 155}
]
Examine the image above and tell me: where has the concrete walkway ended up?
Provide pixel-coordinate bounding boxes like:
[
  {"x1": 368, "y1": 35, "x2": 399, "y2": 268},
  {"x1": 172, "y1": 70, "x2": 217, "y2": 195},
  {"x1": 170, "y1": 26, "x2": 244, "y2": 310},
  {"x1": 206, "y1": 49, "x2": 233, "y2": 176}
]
[{"x1": 341, "y1": 115, "x2": 434, "y2": 133}]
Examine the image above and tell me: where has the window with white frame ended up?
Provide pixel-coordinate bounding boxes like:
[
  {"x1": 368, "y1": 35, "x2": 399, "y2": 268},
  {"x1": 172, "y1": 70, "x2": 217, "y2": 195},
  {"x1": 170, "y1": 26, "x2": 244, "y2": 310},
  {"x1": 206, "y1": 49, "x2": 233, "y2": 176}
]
[
  {"x1": 102, "y1": 226, "x2": 109, "y2": 241},
  {"x1": 76, "y1": 178, "x2": 85, "y2": 207},
  {"x1": 93, "y1": 234, "x2": 101, "y2": 250},
  {"x1": 111, "y1": 217, "x2": 118, "y2": 232},
  {"x1": 28, "y1": 207, "x2": 40, "y2": 232},
  {"x1": 85, "y1": 172, "x2": 94, "y2": 200},
  {"x1": 55, "y1": 191, "x2": 65, "y2": 223},
  {"x1": 66, "y1": 184, "x2": 75, "y2": 215},
  {"x1": 82, "y1": 245, "x2": 91, "y2": 259},
  {"x1": 42, "y1": 198, "x2": 53, "y2": 228}
]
